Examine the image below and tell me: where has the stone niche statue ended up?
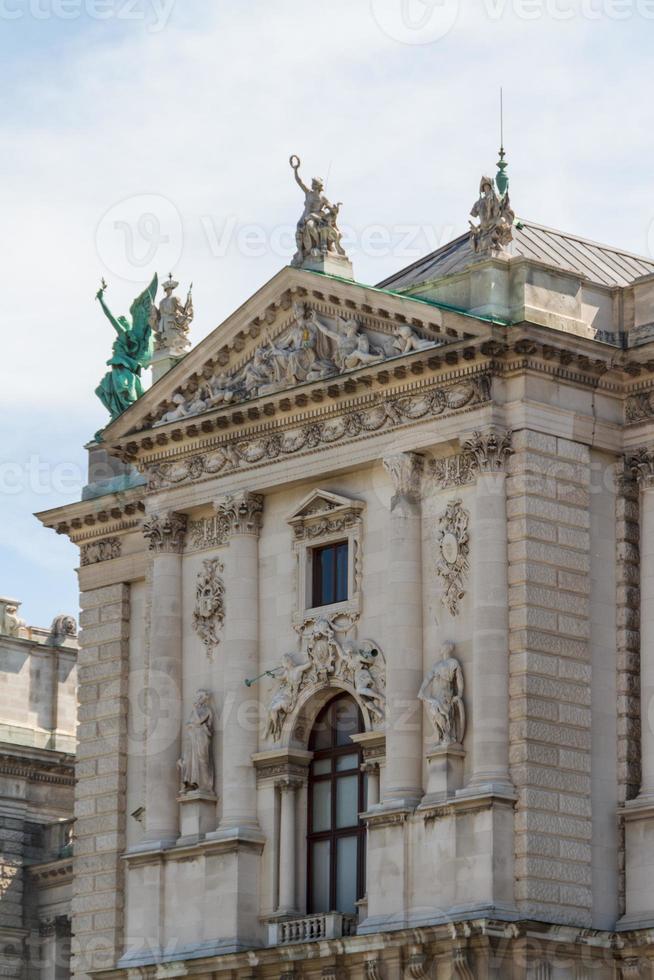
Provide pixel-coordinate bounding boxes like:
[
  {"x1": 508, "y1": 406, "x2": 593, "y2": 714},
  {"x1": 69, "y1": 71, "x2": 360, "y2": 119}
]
[
  {"x1": 418, "y1": 642, "x2": 466, "y2": 746},
  {"x1": 469, "y1": 175, "x2": 515, "y2": 255},
  {"x1": 177, "y1": 690, "x2": 214, "y2": 794},
  {"x1": 290, "y1": 155, "x2": 349, "y2": 268},
  {"x1": 154, "y1": 274, "x2": 193, "y2": 357}
]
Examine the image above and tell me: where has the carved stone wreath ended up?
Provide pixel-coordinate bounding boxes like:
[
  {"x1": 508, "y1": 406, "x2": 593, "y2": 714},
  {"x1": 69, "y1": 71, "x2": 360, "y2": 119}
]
[
  {"x1": 192, "y1": 558, "x2": 225, "y2": 660},
  {"x1": 436, "y1": 499, "x2": 470, "y2": 616}
]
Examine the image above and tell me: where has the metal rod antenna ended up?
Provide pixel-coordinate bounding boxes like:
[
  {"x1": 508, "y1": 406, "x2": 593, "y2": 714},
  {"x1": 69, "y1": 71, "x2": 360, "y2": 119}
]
[{"x1": 500, "y1": 86, "x2": 504, "y2": 150}]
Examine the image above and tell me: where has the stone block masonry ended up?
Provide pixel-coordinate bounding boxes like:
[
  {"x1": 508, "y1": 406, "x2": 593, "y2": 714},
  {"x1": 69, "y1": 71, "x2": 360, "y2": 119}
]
[
  {"x1": 507, "y1": 430, "x2": 593, "y2": 926},
  {"x1": 616, "y1": 469, "x2": 641, "y2": 914},
  {"x1": 72, "y1": 584, "x2": 129, "y2": 980}
]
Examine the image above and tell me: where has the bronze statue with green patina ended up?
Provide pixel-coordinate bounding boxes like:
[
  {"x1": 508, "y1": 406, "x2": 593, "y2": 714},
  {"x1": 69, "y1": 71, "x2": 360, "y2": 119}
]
[{"x1": 95, "y1": 274, "x2": 158, "y2": 424}]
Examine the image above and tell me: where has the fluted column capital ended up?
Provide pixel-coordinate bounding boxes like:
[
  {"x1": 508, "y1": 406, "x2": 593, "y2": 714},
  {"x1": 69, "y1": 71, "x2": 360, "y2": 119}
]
[
  {"x1": 215, "y1": 491, "x2": 264, "y2": 537},
  {"x1": 383, "y1": 452, "x2": 424, "y2": 508},
  {"x1": 142, "y1": 510, "x2": 187, "y2": 553},
  {"x1": 460, "y1": 428, "x2": 513, "y2": 475}
]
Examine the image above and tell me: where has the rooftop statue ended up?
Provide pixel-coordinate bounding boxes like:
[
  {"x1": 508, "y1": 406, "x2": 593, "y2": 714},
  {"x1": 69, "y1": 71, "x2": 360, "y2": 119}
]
[
  {"x1": 290, "y1": 154, "x2": 348, "y2": 268},
  {"x1": 469, "y1": 168, "x2": 515, "y2": 256},
  {"x1": 154, "y1": 274, "x2": 193, "y2": 357},
  {"x1": 95, "y1": 275, "x2": 158, "y2": 426}
]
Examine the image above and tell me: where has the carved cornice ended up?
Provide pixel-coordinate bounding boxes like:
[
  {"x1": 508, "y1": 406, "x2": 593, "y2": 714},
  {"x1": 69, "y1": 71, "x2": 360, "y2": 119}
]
[
  {"x1": 215, "y1": 491, "x2": 264, "y2": 537},
  {"x1": 383, "y1": 452, "x2": 425, "y2": 507},
  {"x1": 141, "y1": 375, "x2": 491, "y2": 491},
  {"x1": 142, "y1": 510, "x2": 188, "y2": 553},
  {"x1": 627, "y1": 448, "x2": 654, "y2": 488},
  {"x1": 0, "y1": 752, "x2": 74, "y2": 785},
  {"x1": 80, "y1": 536, "x2": 121, "y2": 566},
  {"x1": 461, "y1": 429, "x2": 513, "y2": 473}
]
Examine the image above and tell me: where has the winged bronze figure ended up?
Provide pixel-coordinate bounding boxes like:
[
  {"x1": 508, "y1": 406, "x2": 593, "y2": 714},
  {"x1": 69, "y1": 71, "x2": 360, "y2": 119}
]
[{"x1": 95, "y1": 274, "x2": 158, "y2": 426}]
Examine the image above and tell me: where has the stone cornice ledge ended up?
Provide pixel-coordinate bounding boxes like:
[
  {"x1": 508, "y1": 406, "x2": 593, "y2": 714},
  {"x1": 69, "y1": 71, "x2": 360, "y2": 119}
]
[
  {"x1": 361, "y1": 803, "x2": 413, "y2": 828},
  {"x1": 418, "y1": 788, "x2": 517, "y2": 820},
  {"x1": 123, "y1": 830, "x2": 265, "y2": 868},
  {"x1": 620, "y1": 797, "x2": 654, "y2": 821}
]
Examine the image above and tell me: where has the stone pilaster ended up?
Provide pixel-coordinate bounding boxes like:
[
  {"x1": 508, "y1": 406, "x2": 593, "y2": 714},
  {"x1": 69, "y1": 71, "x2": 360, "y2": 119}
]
[
  {"x1": 381, "y1": 452, "x2": 424, "y2": 808},
  {"x1": 71, "y1": 583, "x2": 130, "y2": 979},
  {"x1": 140, "y1": 510, "x2": 187, "y2": 849},
  {"x1": 507, "y1": 430, "x2": 593, "y2": 927},
  {"x1": 461, "y1": 429, "x2": 513, "y2": 796},
  {"x1": 212, "y1": 491, "x2": 264, "y2": 836},
  {"x1": 621, "y1": 449, "x2": 654, "y2": 928},
  {"x1": 615, "y1": 463, "x2": 641, "y2": 916}
]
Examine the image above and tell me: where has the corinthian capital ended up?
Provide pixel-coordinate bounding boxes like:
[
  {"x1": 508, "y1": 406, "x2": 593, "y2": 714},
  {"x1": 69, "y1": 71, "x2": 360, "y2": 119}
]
[
  {"x1": 142, "y1": 511, "x2": 187, "y2": 553},
  {"x1": 461, "y1": 429, "x2": 513, "y2": 474},
  {"x1": 383, "y1": 452, "x2": 424, "y2": 507},
  {"x1": 215, "y1": 491, "x2": 264, "y2": 537},
  {"x1": 627, "y1": 447, "x2": 654, "y2": 488}
]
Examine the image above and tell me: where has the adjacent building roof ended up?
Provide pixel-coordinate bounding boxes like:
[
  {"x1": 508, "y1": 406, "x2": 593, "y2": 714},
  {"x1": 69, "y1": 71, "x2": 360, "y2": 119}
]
[{"x1": 378, "y1": 219, "x2": 654, "y2": 292}]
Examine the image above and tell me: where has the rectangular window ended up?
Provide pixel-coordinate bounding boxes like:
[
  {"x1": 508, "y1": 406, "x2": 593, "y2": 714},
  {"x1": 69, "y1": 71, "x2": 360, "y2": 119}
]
[{"x1": 312, "y1": 541, "x2": 348, "y2": 607}]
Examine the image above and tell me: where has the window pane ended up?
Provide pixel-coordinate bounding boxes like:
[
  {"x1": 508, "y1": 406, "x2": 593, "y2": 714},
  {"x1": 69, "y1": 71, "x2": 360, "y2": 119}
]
[
  {"x1": 321, "y1": 547, "x2": 335, "y2": 605},
  {"x1": 335, "y1": 753, "x2": 358, "y2": 772},
  {"x1": 311, "y1": 840, "x2": 331, "y2": 913},
  {"x1": 336, "y1": 774, "x2": 359, "y2": 828},
  {"x1": 312, "y1": 758, "x2": 331, "y2": 776},
  {"x1": 312, "y1": 781, "x2": 332, "y2": 832},
  {"x1": 336, "y1": 836, "x2": 358, "y2": 915},
  {"x1": 334, "y1": 699, "x2": 360, "y2": 746},
  {"x1": 335, "y1": 543, "x2": 348, "y2": 602}
]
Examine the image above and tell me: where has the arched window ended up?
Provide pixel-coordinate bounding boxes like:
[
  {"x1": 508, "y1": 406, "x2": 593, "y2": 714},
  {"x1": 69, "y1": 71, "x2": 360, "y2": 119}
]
[{"x1": 307, "y1": 695, "x2": 365, "y2": 916}]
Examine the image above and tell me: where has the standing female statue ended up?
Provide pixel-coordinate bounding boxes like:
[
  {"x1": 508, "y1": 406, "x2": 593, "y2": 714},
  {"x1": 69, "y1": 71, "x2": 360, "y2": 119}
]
[{"x1": 178, "y1": 689, "x2": 214, "y2": 794}]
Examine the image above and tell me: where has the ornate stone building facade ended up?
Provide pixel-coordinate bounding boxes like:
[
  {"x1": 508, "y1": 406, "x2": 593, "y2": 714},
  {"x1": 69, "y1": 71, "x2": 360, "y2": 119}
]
[
  {"x1": 0, "y1": 600, "x2": 77, "y2": 980},
  {"x1": 34, "y1": 166, "x2": 654, "y2": 977}
]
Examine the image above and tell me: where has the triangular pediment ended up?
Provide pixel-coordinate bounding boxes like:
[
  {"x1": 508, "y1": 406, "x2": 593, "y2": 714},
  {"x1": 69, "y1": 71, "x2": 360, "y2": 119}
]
[
  {"x1": 287, "y1": 489, "x2": 364, "y2": 526},
  {"x1": 98, "y1": 265, "x2": 480, "y2": 446}
]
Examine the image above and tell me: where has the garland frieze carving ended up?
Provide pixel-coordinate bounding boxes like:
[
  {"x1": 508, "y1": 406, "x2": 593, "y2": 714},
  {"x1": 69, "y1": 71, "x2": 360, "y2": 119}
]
[
  {"x1": 80, "y1": 536, "x2": 122, "y2": 565},
  {"x1": 146, "y1": 375, "x2": 491, "y2": 491},
  {"x1": 626, "y1": 390, "x2": 654, "y2": 424}
]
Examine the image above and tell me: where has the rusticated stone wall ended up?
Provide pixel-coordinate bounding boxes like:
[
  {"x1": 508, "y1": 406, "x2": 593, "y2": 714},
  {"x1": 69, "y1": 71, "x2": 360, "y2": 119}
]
[
  {"x1": 507, "y1": 430, "x2": 593, "y2": 926},
  {"x1": 72, "y1": 584, "x2": 130, "y2": 979}
]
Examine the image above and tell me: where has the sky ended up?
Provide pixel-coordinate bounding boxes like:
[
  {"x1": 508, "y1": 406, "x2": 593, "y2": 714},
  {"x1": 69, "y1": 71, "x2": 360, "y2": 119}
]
[{"x1": 2, "y1": 0, "x2": 654, "y2": 627}]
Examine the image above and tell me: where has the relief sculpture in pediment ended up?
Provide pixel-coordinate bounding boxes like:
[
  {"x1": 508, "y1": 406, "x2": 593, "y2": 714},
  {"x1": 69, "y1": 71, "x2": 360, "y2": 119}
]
[{"x1": 153, "y1": 303, "x2": 437, "y2": 427}]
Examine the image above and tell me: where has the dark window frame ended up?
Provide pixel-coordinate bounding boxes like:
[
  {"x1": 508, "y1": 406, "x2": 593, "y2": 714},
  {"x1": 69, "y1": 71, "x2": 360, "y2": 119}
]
[
  {"x1": 306, "y1": 695, "x2": 365, "y2": 915},
  {"x1": 311, "y1": 540, "x2": 348, "y2": 608}
]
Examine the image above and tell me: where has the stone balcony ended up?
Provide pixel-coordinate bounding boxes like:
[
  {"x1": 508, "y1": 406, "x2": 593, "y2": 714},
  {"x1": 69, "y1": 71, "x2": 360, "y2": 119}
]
[{"x1": 267, "y1": 912, "x2": 357, "y2": 946}]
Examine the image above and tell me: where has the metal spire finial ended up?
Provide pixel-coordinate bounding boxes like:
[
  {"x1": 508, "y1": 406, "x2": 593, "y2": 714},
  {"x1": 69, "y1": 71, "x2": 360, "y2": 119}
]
[{"x1": 496, "y1": 88, "x2": 509, "y2": 198}]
